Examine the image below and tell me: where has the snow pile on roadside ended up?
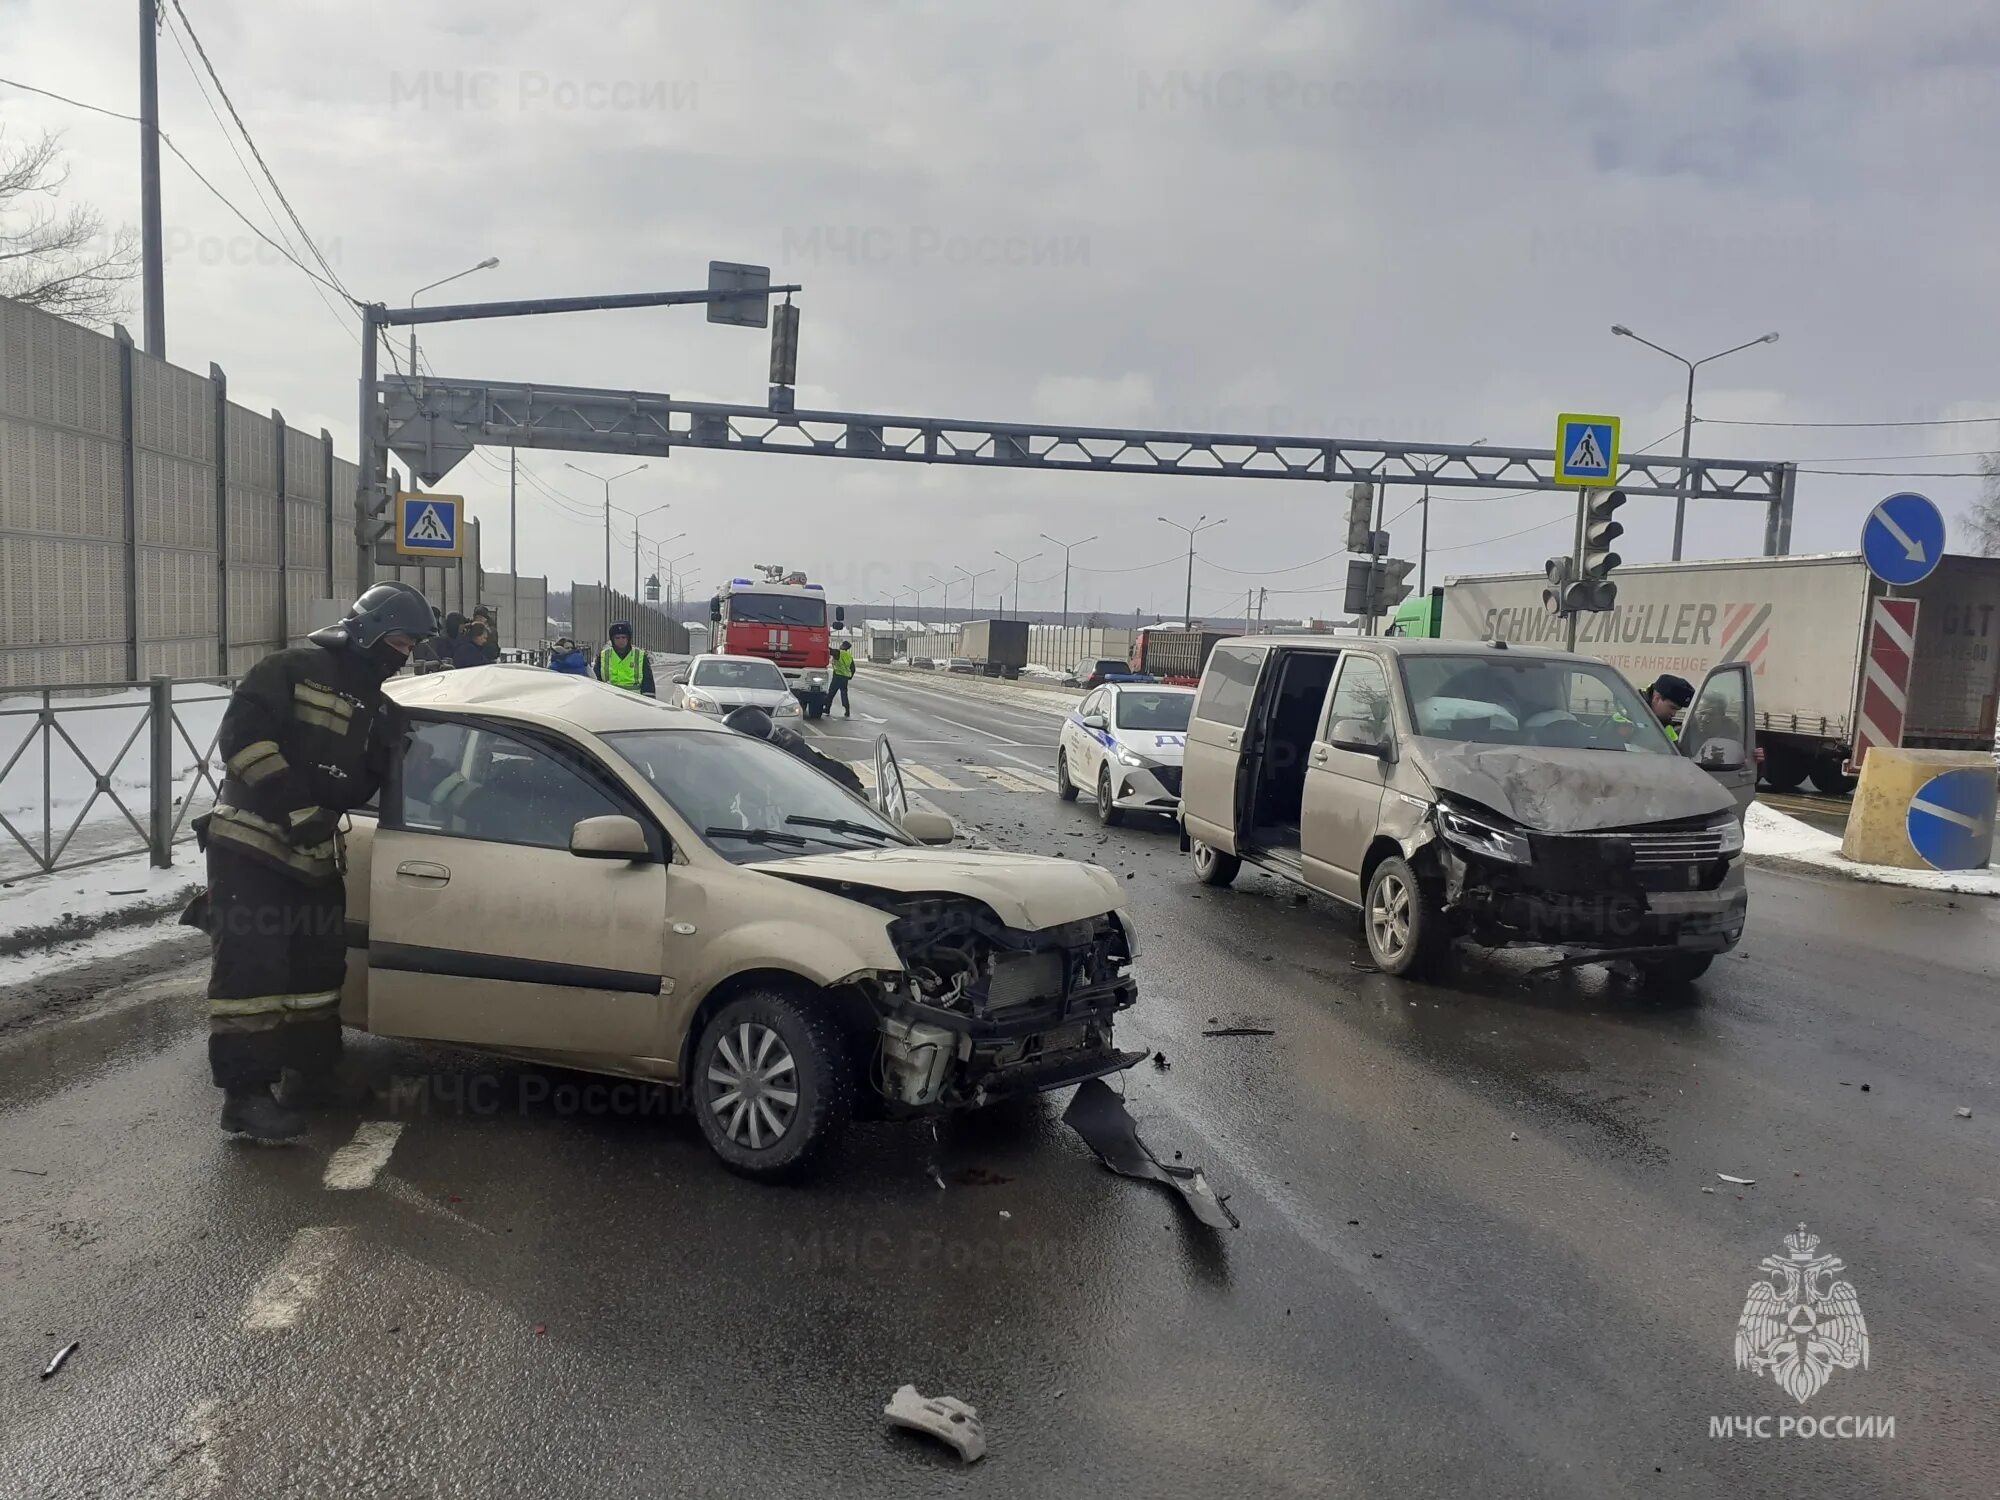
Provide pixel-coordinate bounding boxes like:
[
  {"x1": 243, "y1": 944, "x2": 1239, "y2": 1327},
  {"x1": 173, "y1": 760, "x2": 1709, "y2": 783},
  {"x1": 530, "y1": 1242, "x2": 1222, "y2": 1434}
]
[
  {"x1": 0, "y1": 850, "x2": 203, "y2": 967},
  {"x1": 1744, "y1": 801, "x2": 2000, "y2": 897}
]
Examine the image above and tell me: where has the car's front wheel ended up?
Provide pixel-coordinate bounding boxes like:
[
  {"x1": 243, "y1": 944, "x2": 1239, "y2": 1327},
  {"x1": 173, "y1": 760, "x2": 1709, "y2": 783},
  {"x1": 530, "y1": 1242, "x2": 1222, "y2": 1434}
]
[
  {"x1": 1191, "y1": 840, "x2": 1240, "y2": 887},
  {"x1": 1056, "y1": 750, "x2": 1079, "y2": 801},
  {"x1": 1364, "y1": 855, "x2": 1446, "y2": 977},
  {"x1": 1096, "y1": 767, "x2": 1124, "y2": 827},
  {"x1": 692, "y1": 988, "x2": 850, "y2": 1179}
]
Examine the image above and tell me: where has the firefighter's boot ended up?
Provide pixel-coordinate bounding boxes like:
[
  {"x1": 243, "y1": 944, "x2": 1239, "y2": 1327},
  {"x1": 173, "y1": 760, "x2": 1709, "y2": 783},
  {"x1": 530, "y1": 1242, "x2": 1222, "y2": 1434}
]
[{"x1": 220, "y1": 1086, "x2": 307, "y2": 1143}]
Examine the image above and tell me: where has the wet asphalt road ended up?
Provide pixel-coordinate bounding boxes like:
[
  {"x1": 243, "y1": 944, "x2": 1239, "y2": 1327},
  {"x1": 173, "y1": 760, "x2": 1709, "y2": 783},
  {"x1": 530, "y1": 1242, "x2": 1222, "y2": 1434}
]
[{"x1": 1, "y1": 669, "x2": 1995, "y2": 1498}]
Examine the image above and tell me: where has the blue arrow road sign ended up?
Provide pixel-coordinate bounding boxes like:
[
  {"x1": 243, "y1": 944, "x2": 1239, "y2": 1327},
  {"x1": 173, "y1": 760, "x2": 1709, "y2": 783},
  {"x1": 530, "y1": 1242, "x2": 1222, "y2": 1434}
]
[
  {"x1": 1862, "y1": 491, "x2": 1945, "y2": 587},
  {"x1": 1906, "y1": 766, "x2": 1995, "y2": 871}
]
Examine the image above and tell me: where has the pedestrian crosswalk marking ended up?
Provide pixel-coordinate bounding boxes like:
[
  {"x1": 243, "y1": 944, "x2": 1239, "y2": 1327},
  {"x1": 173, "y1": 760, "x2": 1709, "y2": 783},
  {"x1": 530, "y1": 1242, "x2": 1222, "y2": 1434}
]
[{"x1": 841, "y1": 759, "x2": 1054, "y2": 794}]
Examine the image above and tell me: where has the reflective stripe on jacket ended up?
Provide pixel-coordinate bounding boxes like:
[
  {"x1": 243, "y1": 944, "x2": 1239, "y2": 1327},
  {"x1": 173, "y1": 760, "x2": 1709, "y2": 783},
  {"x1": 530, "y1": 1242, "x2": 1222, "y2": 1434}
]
[{"x1": 600, "y1": 646, "x2": 642, "y2": 689}]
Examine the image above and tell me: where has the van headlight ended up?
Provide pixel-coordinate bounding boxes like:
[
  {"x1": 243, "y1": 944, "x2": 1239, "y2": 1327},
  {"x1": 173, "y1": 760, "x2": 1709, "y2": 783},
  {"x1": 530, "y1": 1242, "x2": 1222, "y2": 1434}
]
[
  {"x1": 1715, "y1": 814, "x2": 1744, "y2": 856},
  {"x1": 1435, "y1": 804, "x2": 1531, "y2": 864}
]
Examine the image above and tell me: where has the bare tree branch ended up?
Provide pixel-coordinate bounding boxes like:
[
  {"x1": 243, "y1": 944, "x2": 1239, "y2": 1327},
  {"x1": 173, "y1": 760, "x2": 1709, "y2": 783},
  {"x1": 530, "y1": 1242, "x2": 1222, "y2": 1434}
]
[
  {"x1": 1966, "y1": 454, "x2": 2000, "y2": 558},
  {"x1": 0, "y1": 127, "x2": 139, "y2": 327}
]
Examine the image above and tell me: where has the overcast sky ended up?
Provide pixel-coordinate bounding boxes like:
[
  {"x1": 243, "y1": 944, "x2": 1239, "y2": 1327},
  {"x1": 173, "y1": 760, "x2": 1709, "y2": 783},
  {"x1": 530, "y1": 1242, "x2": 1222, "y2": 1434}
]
[{"x1": 7, "y1": 0, "x2": 1998, "y2": 622}]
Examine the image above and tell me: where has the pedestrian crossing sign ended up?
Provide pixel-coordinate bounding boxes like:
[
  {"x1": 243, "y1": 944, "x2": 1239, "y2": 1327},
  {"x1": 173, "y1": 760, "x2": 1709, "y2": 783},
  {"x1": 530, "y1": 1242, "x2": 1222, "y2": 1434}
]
[
  {"x1": 395, "y1": 493, "x2": 463, "y2": 557},
  {"x1": 1553, "y1": 413, "x2": 1620, "y2": 488}
]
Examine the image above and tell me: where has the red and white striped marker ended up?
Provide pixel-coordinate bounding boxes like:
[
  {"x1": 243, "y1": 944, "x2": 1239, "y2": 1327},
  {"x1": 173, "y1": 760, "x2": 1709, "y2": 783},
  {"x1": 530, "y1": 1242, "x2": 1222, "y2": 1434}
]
[{"x1": 1853, "y1": 598, "x2": 1919, "y2": 768}]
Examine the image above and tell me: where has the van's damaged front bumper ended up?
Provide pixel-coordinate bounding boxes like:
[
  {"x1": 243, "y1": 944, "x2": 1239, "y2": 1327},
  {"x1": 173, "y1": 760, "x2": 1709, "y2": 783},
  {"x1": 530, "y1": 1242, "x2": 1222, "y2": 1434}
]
[
  {"x1": 1426, "y1": 809, "x2": 1748, "y2": 958},
  {"x1": 848, "y1": 899, "x2": 1144, "y2": 1113}
]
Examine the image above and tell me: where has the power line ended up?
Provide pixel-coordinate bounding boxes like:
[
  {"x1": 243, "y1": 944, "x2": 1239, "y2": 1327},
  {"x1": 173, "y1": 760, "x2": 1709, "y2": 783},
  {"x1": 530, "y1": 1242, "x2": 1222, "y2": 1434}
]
[
  {"x1": 0, "y1": 72, "x2": 357, "y2": 303},
  {"x1": 1699, "y1": 414, "x2": 2000, "y2": 430},
  {"x1": 1796, "y1": 467, "x2": 1993, "y2": 478},
  {"x1": 165, "y1": 0, "x2": 351, "y2": 300}
]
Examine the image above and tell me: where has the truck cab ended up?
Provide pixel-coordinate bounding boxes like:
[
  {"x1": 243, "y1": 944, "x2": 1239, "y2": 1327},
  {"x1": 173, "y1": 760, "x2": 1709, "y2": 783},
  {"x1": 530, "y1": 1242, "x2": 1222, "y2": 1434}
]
[{"x1": 709, "y1": 571, "x2": 844, "y2": 718}]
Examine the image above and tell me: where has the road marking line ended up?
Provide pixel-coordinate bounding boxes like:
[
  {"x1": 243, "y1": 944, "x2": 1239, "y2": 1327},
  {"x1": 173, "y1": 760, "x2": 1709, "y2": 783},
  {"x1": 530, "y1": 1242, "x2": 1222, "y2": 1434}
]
[
  {"x1": 904, "y1": 763, "x2": 961, "y2": 790},
  {"x1": 918, "y1": 708, "x2": 1028, "y2": 745},
  {"x1": 322, "y1": 1120, "x2": 405, "y2": 1191},
  {"x1": 142, "y1": 1397, "x2": 223, "y2": 1498},
  {"x1": 968, "y1": 764, "x2": 1054, "y2": 794},
  {"x1": 242, "y1": 1226, "x2": 346, "y2": 1332}
]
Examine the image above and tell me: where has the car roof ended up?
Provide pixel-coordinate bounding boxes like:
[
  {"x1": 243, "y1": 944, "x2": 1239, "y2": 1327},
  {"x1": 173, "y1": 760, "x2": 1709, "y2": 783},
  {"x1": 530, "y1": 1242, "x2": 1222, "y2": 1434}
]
[
  {"x1": 388, "y1": 665, "x2": 730, "y2": 736},
  {"x1": 1210, "y1": 634, "x2": 1589, "y2": 663},
  {"x1": 1105, "y1": 680, "x2": 1193, "y2": 694}
]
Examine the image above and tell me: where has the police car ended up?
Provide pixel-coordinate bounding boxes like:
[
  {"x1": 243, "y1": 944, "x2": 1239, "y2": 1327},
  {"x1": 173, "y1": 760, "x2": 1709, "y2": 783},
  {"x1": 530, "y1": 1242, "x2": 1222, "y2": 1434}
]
[{"x1": 1056, "y1": 682, "x2": 1196, "y2": 826}]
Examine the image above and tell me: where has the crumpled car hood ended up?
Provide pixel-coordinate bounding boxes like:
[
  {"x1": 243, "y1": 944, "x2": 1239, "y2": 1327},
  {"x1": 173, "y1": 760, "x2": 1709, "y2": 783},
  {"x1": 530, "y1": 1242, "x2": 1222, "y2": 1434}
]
[
  {"x1": 760, "y1": 847, "x2": 1123, "y2": 929},
  {"x1": 1415, "y1": 743, "x2": 1732, "y2": 833}
]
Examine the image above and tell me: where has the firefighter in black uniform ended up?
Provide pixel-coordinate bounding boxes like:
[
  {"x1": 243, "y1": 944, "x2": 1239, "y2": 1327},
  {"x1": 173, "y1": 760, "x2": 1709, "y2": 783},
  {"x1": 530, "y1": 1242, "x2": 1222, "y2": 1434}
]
[{"x1": 199, "y1": 581, "x2": 436, "y2": 1142}]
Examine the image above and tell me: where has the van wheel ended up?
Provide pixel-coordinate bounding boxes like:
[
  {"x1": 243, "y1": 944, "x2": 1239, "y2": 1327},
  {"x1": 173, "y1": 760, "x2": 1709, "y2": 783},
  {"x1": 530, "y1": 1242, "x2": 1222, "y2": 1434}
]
[
  {"x1": 692, "y1": 988, "x2": 850, "y2": 1180},
  {"x1": 1096, "y1": 768, "x2": 1124, "y2": 827},
  {"x1": 1364, "y1": 856, "x2": 1445, "y2": 978},
  {"x1": 1192, "y1": 840, "x2": 1240, "y2": 888},
  {"x1": 1056, "y1": 751, "x2": 1079, "y2": 801},
  {"x1": 1808, "y1": 759, "x2": 1855, "y2": 796},
  {"x1": 1634, "y1": 953, "x2": 1713, "y2": 991}
]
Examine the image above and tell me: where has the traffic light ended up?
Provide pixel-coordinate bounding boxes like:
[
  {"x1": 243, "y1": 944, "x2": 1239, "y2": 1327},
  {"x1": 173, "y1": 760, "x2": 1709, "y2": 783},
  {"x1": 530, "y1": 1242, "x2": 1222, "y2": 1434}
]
[
  {"x1": 1572, "y1": 487, "x2": 1626, "y2": 612},
  {"x1": 1346, "y1": 482, "x2": 1375, "y2": 553},
  {"x1": 1542, "y1": 555, "x2": 1574, "y2": 616},
  {"x1": 1376, "y1": 557, "x2": 1415, "y2": 609}
]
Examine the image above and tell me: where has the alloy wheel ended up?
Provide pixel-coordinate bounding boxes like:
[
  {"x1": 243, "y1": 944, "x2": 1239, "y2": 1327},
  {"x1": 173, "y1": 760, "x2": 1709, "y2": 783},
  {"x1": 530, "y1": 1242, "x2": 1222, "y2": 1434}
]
[{"x1": 1369, "y1": 870, "x2": 1413, "y2": 962}]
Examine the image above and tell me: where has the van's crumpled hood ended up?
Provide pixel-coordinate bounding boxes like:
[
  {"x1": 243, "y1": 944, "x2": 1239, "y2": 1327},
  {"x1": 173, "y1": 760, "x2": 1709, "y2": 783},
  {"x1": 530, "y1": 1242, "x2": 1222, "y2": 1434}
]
[
  {"x1": 760, "y1": 847, "x2": 1123, "y2": 930},
  {"x1": 1415, "y1": 743, "x2": 1732, "y2": 833}
]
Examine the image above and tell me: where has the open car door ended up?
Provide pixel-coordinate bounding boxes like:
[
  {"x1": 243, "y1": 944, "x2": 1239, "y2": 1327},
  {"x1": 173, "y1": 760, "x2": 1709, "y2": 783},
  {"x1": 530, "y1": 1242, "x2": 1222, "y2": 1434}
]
[
  {"x1": 874, "y1": 734, "x2": 910, "y2": 825},
  {"x1": 1681, "y1": 661, "x2": 1757, "y2": 821}
]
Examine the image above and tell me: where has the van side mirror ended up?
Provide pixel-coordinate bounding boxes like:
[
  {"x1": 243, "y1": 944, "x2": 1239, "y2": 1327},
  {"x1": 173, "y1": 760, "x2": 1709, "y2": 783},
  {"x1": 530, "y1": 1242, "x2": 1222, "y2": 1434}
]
[
  {"x1": 901, "y1": 809, "x2": 956, "y2": 845},
  {"x1": 709, "y1": 600, "x2": 721, "y2": 624},
  {"x1": 570, "y1": 814, "x2": 650, "y2": 860},
  {"x1": 670, "y1": 671, "x2": 689, "y2": 686},
  {"x1": 834, "y1": 605, "x2": 846, "y2": 628},
  {"x1": 1329, "y1": 718, "x2": 1390, "y2": 758},
  {"x1": 1695, "y1": 738, "x2": 1746, "y2": 772}
]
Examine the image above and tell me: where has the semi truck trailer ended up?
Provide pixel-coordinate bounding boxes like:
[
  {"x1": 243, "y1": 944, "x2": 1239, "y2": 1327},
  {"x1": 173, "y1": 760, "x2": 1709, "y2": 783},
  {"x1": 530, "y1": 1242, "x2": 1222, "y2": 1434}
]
[
  {"x1": 1438, "y1": 551, "x2": 2000, "y2": 794},
  {"x1": 959, "y1": 618, "x2": 1030, "y2": 677}
]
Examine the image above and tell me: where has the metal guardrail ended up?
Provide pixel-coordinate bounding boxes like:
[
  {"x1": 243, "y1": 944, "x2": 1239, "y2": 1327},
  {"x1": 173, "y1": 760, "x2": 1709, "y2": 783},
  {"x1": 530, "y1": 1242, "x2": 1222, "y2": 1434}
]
[{"x1": 0, "y1": 675, "x2": 235, "y2": 879}]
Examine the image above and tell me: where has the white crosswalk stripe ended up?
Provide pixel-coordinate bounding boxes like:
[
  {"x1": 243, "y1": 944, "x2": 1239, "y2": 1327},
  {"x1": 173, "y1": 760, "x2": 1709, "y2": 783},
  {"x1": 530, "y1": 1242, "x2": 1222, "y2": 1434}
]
[{"x1": 842, "y1": 759, "x2": 1054, "y2": 793}]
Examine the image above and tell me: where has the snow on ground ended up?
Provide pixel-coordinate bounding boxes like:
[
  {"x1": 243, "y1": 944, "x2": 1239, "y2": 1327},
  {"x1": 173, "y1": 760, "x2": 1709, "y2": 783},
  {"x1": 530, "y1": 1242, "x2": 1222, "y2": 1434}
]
[
  {"x1": 1744, "y1": 801, "x2": 2000, "y2": 897},
  {"x1": 0, "y1": 682, "x2": 228, "y2": 879},
  {"x1": 0, "y1": 848, "x2": 204, "y2": 980}
]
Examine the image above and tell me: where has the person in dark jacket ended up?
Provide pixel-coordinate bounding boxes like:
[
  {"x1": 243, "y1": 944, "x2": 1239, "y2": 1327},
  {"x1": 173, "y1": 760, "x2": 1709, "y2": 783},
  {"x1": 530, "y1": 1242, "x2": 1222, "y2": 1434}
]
[
  {"x1": 195, "y1": 581, "x2": 434, "y2": 1142},
  {"x1": 548, "y1": 638, "x2": 590, "y2": 675},
  {"x1": 593, "y1": 621, "x2": 656, "y2": 695},
  {"x1": 471, "y1": 605, "x2": 503, "y2": 663},
  {"x1": 450, "y1": 618, "x2": 494, "y2": 669},
  {"x1": 721, "y1": 704, "x2": 866, "y2": 797}
]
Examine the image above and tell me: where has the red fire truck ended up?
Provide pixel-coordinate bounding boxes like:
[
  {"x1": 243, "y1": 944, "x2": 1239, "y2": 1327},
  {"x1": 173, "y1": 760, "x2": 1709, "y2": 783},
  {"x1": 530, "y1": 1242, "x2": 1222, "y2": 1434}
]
[{"x1": 709, "y1": 566, "x2": 846, "y2": 717}]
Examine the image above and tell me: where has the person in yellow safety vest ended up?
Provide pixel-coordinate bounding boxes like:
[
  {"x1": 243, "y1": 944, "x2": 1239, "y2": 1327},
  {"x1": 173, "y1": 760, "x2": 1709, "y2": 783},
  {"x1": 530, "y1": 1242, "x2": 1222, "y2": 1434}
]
[
  {"x1": 1643, "y1": 673, "x2": 1694, "y2": 743},
  {"x1": 594, "y1": 621, "x2": 656, "y2": 695},
  {"x1": 829, "y1": 639, "x2": 856, "y2": 718}
]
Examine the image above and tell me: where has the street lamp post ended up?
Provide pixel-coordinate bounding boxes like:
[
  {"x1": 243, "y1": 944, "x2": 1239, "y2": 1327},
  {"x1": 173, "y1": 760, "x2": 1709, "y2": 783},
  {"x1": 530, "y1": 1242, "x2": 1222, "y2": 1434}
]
[
  {"x1": 1040, "y1": 532, "x2": 1097, "y2": 631},
  {"x1": 1157, "y1": 514, "x2": 1225, "y2": 625},
  {"x1": 408, "y1": 256, "x2": 499, "y2": 377},
  {"x1": 1611, "y1": 324, "x2": 1779, "y2": 560},
  {"x1": 565, "y1": 461, "x2": 648, "y2": 642},
  {"x1": 928, "y1": 573, "x2": 953, "y2": 626},
  {"x1": 956, "y1": 565, "x2": 994, "y2": 621},
  {"x1": 631, "y1": 507, "x2": 676, "y2": 599},
  {"x1": 659, "y1": 547, "x2": 696, "y2": 616},
  {"x1": 993, "y1": 549, "x2": 1042, "y2": 619}
]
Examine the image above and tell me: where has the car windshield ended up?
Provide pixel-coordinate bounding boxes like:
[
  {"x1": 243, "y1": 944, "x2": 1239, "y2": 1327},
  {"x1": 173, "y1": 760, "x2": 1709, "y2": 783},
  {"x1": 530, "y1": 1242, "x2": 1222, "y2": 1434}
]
[
  {"x1": 1093, "y1": 660, "x2": 1128, "y2": 675},
  {"x1": 726, "y1": 593, "x2": 827, "y2": 627},
  {"x1": 691, "y1": 658, "x2": 786, "y2": 691},
  {"x1": 1114, "y1": 690, "x2": 1193, "y2": 731},
  {"x1": 604, "y1": 730, "x2": 908, "y2": 864},
  {"x1": 1398, "y1": 654, "x2": 1677, "y2": 754}
]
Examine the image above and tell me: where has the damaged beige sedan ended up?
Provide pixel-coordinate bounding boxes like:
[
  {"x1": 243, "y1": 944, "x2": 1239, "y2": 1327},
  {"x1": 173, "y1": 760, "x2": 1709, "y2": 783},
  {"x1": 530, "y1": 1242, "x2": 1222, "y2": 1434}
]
[{"x1": 340, "y1": 668, "x2": 1143, "y2": 1177}]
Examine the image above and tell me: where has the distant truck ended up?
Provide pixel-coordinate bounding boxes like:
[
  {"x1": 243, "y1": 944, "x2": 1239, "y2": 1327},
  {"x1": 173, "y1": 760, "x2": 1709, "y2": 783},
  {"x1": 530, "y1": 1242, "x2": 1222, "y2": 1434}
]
[
  {"x1": 1438, "y1": 552, "x2": 2000, "y2": 794},
  {"x1": 1133, "y1": 625, "x2": 1227, "y2": 684},
  {"x1": 960, "y1": 618, "x2": 1030, "y2": 677},
  {"x1": 1385, "y1": 591, "x2": 1443, "y2": 639}
]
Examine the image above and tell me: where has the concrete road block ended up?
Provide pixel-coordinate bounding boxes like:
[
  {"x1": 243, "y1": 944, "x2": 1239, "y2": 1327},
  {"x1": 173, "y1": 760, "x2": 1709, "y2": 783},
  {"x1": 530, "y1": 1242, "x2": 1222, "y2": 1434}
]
[{"x1": 1842, "y1": 747, "x2": 1998, "y2": 870}]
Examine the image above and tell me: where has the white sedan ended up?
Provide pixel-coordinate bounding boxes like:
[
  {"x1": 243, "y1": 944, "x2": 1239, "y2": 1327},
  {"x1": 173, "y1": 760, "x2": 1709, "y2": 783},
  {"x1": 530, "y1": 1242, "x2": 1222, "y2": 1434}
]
[
  {"x1": 667, "y1": 653, "x2": 803, "y2": 720},
  {"x1": 1056, "y1": 682, "x2": 1196, "y2": 826}
]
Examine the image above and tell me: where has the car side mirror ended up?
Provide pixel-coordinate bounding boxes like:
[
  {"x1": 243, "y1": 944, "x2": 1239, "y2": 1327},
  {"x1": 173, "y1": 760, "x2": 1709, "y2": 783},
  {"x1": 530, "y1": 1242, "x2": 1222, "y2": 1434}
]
[
  {"x1": 1082, "y1": 712, "x2": 1109, "y2": 730},
  {"x1": 901, "y1": 809, "x2": 956, "y2": 845},
  {"x1": 1696, "y1": 738, "x2": 1746, "y2": 772},
  {"x1": 671, "y1": 671, "x2": 689, "y2": 685},
  {"x1": 1329, "y1": 718, "x2": 1390, "y2": 758},
  {"x1": 570, "y1": 814, "x2": 650, "y2": 860}
]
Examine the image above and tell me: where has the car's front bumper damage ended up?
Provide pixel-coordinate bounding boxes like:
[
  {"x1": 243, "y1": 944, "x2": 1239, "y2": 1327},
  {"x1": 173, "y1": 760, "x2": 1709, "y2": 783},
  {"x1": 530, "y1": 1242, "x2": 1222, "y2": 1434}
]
[{"x1": 847, "y1": 899, "x2": 1144, "y2": 1114}]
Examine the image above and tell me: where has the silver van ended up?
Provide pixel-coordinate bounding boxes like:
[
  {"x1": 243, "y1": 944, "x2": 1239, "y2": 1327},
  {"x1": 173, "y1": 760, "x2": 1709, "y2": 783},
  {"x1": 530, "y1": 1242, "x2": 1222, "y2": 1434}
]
[{"x1": 1178, "y1": 636, "x2": 1757, "y2": 987}]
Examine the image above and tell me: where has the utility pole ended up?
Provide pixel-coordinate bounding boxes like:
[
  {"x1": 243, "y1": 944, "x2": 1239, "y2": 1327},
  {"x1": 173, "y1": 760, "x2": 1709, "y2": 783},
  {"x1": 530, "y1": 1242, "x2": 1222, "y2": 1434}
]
[
  {"x1": 994, "y1": 549, "x2": 1041, "y2": 622},
  {"x1": 565, "y1": 462, "x2": 648, "y2": 643},
  {"x1": 508, "y1": 451, "x2": 518, "y2": 652},
  {"x1": 137, "y1": 0, "x2": 165, "y2": 358},
  {"x1": 1040, "y1": 532, "x2": 1097, "y2": 632}
]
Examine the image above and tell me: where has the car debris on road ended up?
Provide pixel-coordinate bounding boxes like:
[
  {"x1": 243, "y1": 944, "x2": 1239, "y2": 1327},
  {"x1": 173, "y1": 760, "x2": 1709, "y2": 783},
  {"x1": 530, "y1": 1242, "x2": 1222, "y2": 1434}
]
[
  {"x1": 39, "y1": 1340, "x2": 78, "y2": 1380},
  {"x1": 1716, "y1": 1173, "x2": 1757, "y2": 1185},
  {"x1": 883, "y1": 1384, "x2": 986, "y2": 1462},
  {"x1": 1063, "y1": 1078, "x2": 1239, "y2": 1230}
]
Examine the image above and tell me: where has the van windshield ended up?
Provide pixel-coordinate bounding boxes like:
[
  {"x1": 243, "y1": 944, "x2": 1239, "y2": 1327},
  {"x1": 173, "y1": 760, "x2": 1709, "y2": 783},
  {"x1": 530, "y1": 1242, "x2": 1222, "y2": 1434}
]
[{"x1": 1398, "y1": 655, "x2": 1676, "y2": 754}]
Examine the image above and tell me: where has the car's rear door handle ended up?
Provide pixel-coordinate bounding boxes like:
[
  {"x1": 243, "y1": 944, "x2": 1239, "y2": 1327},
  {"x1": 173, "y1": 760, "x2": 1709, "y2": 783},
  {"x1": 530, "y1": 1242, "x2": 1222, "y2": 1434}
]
[
  {"x1": 1226, "y1": 730, "x2": 1241, "y2": 747},
  {"x1": 1311, "y1": 745, "x2": 1329, "y2": 762},
  {"x1": 395, "y1": 860, "x2": 450, "y2": 886}
]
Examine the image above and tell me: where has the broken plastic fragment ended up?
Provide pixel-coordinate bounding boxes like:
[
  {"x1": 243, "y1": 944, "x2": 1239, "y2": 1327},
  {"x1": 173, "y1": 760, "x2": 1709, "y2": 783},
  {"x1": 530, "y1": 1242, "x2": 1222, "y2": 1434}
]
[
  {"x1": 883, "y1": 1384, "x2": 986, "y2": 1462},
  {"x1": 1956, "y1": 1106, "x2": 1973, "y2": 1119},
  {"x1": 40, "y1": 1341, "x2": 78, "y2": 1380},
  {"x1": 1063, "y1": 1078, "x2": 1239, "y2": 1230},
  {"x1": 1716, "y1": 1173, "x2": 1756, "y2": 1185}
]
